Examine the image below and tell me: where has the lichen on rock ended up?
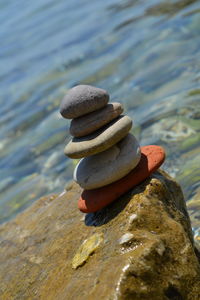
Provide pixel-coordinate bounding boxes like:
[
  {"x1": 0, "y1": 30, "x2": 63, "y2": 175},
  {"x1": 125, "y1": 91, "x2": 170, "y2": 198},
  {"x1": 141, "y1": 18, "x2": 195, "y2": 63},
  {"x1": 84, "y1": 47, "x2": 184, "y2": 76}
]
[{"x1": 72, "y1": 233, "x2": 104, "y2": 269}]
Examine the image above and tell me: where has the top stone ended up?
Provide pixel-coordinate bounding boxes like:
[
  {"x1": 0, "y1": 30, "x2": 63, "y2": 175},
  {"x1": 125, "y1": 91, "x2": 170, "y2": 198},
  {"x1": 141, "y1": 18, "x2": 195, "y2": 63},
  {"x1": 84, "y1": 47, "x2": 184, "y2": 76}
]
[{"x1": 60, "y1": 85, "x2": 109, "y2": 119}]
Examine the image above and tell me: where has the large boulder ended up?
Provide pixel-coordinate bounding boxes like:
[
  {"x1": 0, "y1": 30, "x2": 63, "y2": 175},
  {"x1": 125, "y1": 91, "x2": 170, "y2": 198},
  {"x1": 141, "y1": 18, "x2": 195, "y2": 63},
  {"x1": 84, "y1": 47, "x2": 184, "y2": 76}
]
[{"x1": 0, "y1": 170, "x2": 200, "y2": 300}]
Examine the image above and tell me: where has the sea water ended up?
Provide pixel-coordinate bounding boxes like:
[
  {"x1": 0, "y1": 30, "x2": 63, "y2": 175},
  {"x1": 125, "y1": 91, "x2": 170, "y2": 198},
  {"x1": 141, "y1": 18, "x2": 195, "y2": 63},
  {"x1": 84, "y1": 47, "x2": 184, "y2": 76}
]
[{"x1": 0, "y1": 0, "x2": 199, "y2": 246}]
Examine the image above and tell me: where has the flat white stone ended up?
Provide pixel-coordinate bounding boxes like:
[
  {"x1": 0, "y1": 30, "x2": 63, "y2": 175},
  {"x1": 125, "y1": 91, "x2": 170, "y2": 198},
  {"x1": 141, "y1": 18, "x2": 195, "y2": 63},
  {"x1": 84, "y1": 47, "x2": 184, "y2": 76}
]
[
  {"x1": 73, "y1": 133, "x2": 141, "y2": 189},
  {"x1": 129, "y1": 214, "x2": 138, "y2": 224},
  {"x1": 118, "y1": 233, "x2": 134, "y2": 245}
]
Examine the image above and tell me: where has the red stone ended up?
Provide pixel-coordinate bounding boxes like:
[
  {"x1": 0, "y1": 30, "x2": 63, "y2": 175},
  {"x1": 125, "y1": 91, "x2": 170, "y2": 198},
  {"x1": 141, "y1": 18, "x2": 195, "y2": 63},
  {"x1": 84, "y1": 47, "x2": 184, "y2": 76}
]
[{"x1": 78, "y1": 145, "x2": 165, "y2": 213}]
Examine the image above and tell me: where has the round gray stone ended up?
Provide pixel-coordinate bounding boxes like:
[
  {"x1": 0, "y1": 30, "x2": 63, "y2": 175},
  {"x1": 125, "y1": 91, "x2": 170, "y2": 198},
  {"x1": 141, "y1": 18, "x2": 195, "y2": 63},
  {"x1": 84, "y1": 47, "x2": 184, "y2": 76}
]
[
  {"x1": 60, "y1": 85, "x2": 109, "y2": 119},
  {"x1": 64, "y1": 115, "x2": 132, "y2": 158},
  {"x1": 70, "y1": 102, "x2": 123, "y2": 137},
  {"x1": 73, "y1": 134, "x2": 141, "y2": 189}
]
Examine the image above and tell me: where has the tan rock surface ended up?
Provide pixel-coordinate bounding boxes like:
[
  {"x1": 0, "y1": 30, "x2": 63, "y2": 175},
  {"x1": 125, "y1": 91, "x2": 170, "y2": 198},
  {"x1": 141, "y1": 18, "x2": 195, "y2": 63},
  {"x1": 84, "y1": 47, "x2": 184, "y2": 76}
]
[{"x1": 0, "y1": 170, "x2": 200, "y2": 300}]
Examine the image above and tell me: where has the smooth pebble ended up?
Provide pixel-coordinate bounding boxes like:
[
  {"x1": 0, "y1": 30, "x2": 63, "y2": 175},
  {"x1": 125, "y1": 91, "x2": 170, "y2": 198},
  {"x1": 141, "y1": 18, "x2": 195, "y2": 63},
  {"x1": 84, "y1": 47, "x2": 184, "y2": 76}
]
[
  {"x1": 73, "y1": 134, "x2": 141, "y2": 189},
  {"x1": 64, "y1": 115, "x2": 132, "y2": 158},
  {"x1": 60, "y1": 85, "x2": 109, "y2": 119},
  {"x1": 70, "y1": 102, "x2": 123, "y2": 137},
  {"x1": 78, "y1": 145, "x2": 166, "y2": 213}
]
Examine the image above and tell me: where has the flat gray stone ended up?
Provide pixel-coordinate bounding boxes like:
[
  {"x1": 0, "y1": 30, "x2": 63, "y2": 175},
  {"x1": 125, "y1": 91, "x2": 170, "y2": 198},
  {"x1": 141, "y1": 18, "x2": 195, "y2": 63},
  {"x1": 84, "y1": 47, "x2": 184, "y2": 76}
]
[
  {"x1": 64, "y1": 115, "x2": 132, "y2": 158},
  {"x1": 60, "y1": 85, "x2": 109, "y2": 119},
  {"x1": 73, "y1": 134, "x2": 141, "y2": 189},
  {"x1": 70, "y1": 103, "x2": 123, "y2": 137}
]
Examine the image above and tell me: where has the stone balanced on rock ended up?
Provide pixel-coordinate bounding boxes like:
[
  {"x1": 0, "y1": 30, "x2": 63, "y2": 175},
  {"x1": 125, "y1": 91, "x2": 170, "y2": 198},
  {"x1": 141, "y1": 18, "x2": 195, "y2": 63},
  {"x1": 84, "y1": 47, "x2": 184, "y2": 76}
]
[{"x1": 60, "y1": 85, "x2": 165, "y2": 213}]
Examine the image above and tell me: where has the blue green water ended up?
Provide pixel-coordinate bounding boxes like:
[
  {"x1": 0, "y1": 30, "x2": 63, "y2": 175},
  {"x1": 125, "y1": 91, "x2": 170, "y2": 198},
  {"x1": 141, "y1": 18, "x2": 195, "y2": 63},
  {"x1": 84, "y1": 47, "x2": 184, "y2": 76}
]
[{"x1": 0, "y1": 0, "x2": 200, "y2": 243}]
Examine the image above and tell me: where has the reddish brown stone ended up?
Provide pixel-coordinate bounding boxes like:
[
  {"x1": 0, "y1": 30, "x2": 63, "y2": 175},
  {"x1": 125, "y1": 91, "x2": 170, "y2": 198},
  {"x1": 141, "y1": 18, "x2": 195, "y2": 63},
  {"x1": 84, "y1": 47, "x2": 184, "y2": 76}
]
[{"x1": 78, "y1": 145, "x2": 165, "y2": 213}]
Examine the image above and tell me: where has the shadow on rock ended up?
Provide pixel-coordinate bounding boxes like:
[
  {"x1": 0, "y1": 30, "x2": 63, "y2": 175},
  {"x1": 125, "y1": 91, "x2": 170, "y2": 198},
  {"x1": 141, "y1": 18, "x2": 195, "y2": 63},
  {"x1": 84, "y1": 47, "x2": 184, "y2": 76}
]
[{"x1": 85, "y1": 177, "x2": 150, "y2": 227}]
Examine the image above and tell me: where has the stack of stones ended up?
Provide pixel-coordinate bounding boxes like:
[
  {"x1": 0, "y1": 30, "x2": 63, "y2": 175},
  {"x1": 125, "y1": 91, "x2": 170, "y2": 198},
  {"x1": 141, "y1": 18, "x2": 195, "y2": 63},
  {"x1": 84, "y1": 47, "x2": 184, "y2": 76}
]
[{"x1": 60, "y1": 85, "x2": 165, "y2": 213}]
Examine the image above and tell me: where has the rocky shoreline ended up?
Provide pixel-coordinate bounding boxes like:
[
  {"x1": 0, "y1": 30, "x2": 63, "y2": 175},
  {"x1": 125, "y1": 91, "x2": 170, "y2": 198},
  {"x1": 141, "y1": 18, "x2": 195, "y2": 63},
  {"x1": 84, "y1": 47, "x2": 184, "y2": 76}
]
[{"x1": 0, "y1": 170, "x2": 200, "y2": 299}]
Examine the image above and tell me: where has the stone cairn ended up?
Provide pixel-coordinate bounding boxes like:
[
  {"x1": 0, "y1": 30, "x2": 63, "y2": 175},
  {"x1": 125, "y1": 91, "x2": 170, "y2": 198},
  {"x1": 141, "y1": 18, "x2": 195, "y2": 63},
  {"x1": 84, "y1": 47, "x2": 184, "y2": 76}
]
[{"x1": 60, "y1": 85, "x2": 165, "y2": 213}]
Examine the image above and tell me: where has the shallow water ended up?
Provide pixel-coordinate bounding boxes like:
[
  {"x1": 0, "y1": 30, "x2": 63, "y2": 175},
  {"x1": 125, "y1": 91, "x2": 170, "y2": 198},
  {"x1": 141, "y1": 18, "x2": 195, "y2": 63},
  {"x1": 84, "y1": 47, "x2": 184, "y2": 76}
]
[{"x1": 0, "y1": 0, "x2": 200, "y2": 244}]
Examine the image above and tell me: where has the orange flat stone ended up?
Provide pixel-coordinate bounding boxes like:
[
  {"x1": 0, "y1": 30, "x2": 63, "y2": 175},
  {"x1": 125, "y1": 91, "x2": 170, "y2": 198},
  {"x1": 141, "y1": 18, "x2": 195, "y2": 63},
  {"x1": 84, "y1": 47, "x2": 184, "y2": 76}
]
[{"x1": 78, "y1": 145, "x2": 165, "y2": 213}]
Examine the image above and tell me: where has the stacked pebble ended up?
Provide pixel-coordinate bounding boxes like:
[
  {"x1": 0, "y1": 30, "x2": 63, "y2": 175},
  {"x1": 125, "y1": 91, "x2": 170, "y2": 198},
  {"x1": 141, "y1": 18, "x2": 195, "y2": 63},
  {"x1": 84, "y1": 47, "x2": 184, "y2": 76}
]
[
  {"x1": 60, "y1": 85, "x2": 165, "y2": 213},
  {"x1": 60, "y1": 85, "x2": 141, "y2": 189}
]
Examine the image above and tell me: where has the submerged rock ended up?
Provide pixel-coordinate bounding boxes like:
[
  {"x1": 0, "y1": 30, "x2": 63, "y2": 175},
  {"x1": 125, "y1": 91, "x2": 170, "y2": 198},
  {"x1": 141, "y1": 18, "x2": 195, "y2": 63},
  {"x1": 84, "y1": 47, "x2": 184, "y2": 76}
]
[{"x1": 0, "y1": 170, "x2": 200, "y2": 300}]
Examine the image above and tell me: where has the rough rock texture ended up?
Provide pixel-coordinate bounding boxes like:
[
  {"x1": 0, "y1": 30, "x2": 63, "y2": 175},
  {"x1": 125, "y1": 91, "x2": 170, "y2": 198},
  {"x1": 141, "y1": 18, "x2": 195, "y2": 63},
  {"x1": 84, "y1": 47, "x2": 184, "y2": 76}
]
[{"x1": 0, "y1": 170, "x2": 200, "y2": 300}]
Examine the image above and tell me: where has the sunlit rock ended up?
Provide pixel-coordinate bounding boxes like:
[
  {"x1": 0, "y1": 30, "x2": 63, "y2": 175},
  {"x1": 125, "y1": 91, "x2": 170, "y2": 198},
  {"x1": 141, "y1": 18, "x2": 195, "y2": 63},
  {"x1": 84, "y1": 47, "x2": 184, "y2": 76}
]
[{"x1": 0, "y1": 170, "x2": 200, "y2": 299}]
